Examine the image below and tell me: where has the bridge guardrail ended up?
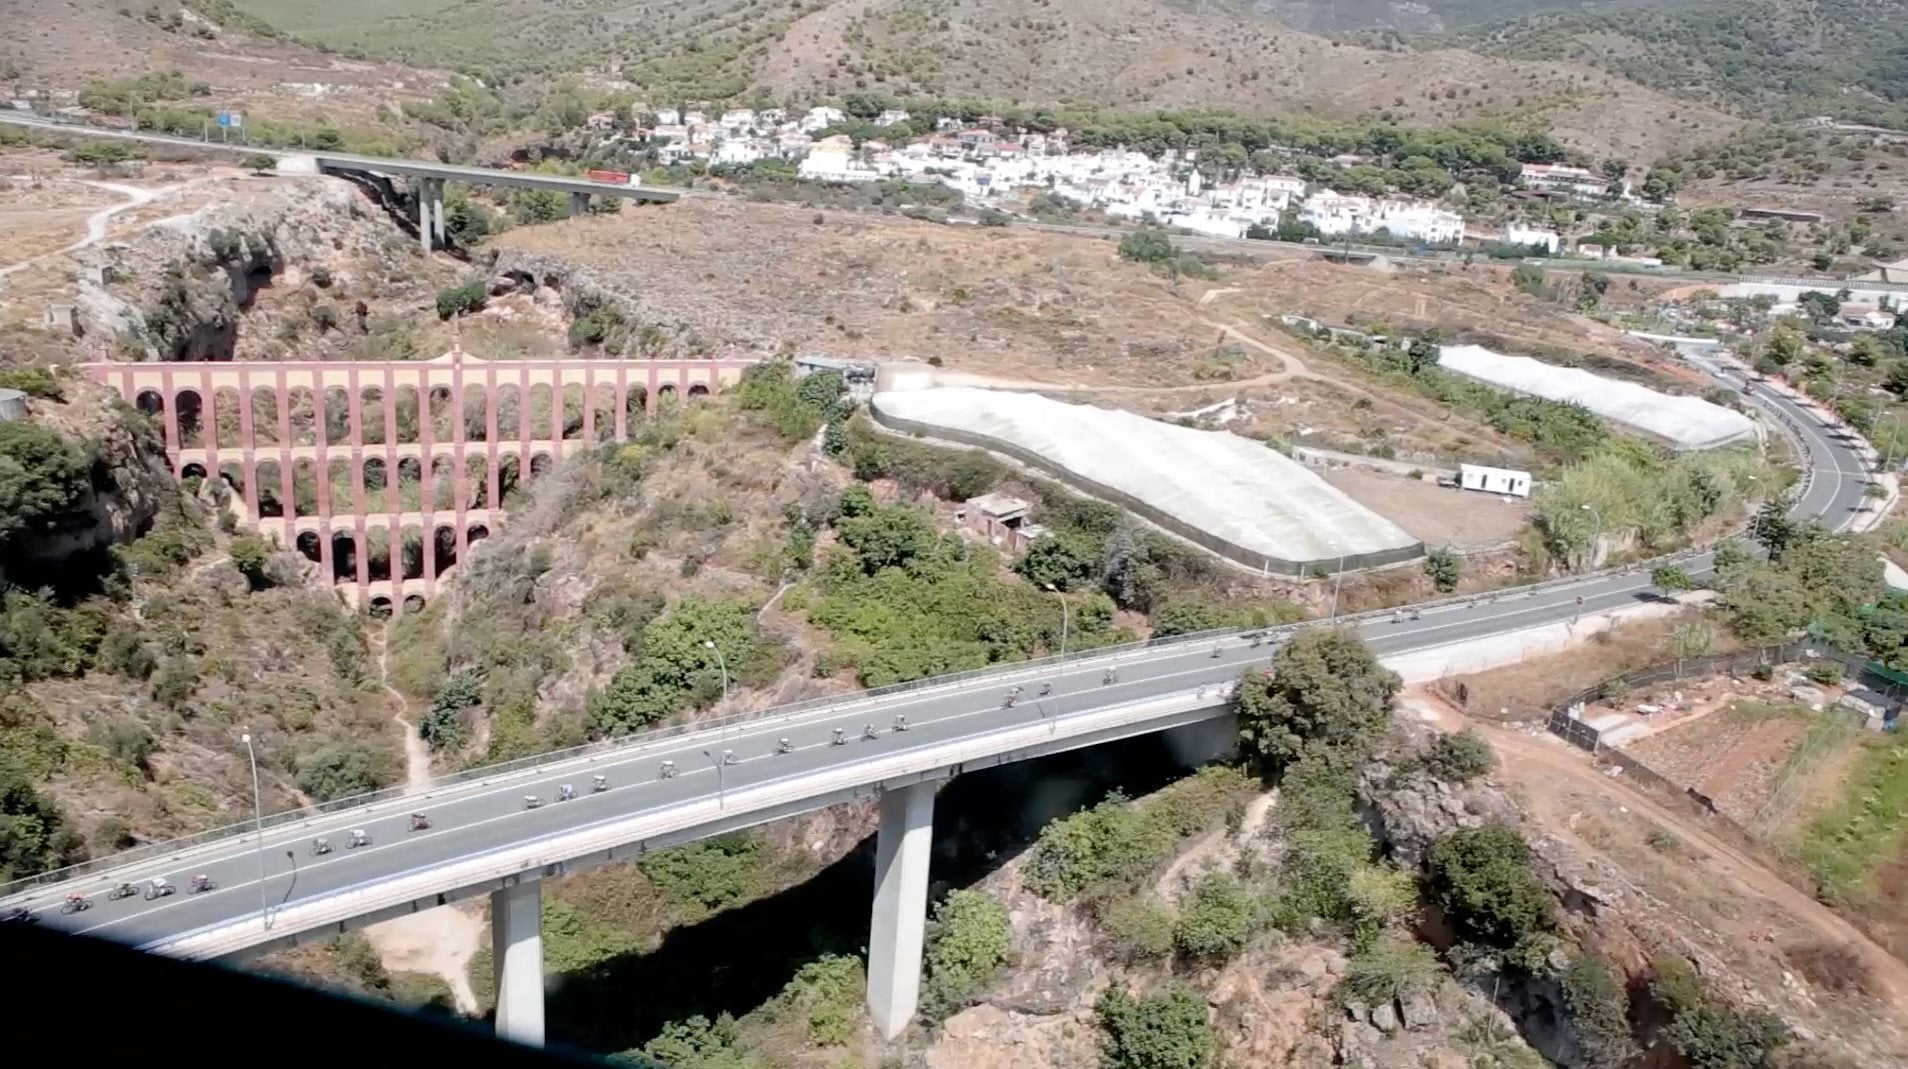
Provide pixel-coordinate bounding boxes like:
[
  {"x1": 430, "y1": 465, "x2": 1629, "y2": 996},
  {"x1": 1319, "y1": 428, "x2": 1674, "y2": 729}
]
[{"x1": 0, "y1": 337, "x2": 1869, "y2": 898}]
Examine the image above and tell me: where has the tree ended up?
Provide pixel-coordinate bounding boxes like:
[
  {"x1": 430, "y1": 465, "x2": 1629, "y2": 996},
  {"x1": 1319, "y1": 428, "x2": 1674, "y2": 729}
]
[
  {"x1": 1234, "y1": 630, "x2": 1401, "y2": 768},
  {"x1": 1670, "y1": 620, "x2": 1715, "y2": 671},
  {"x1": 295, "y1": 742, "x2": 391, "y2": 802},
  {"x1": 0, "y1": 753, "x2": 77, "y2": 880},
  {"x1": 836, "y1": 505, "x2": 938, "y2": 574},
  {"x1": 240, "y1": 153, "x2": 276, "y2": 172},
  {"x1": 1096, "y1": 987, "x2": 1215, "y2": 1069},
  {"x1": 1652, "y1": 564, "x2": 1696, "y2": 596},
  {"x1": 0, "y1": 422, "x2": 92, "y2": 552},
  {"x1": 923, "y1": 889, "x2": 1011, "y2": 1017},
  {"x1": 1511, "y1": 264, "x2": 1546, "y2": 296},
  {"x1": 1406, "y1": 331, "x2": 1442, "y2": 376},
  {"x1": 1172, "y1": 872, "x2": 1254, "y2": 961},
  {"x1": 1765, "y1": 323, "x2": 1805, "y2": 367},
  {"x1": 1564, "y1": 956, "x2": 1641, "y2": 1069},
  {"x1": 228, "y1": 534, "x2": 272, "y2": 588},
  {"x1": 1719, "y1": 563, "x2": 1810, "y2": 645},
  {"x1": 1017, "y1": 533, "x2": 1098, "y2": 592},
  {"x1": 1423, "y1": 545, "x2": 1460, "y2": 591},
  {"x1": 1749, "y1": 497, "x2": 1798, "y2": 558},
  {"x1": 1426, "y1": 825, "x2": 1556, "y2": 951},
  {"x1": 1576, "y1": 270, "x2": 1611, "y2": 311},
  {"x1": 1426, "y1": 729, "x2": 1495, "y2": 782},
  {"x1": 1118, "y1": 230, "x2": 1175, "y2": 265},
  {"x1": 588, "y1": 597, "x2": 755, "y2": 735},
  {"x1": 1667, "y1": 1005, "x2": 1791, "y2": 1069},
  {"x1": 422, "y1": 670, "x2": 481, "y2": 750}
]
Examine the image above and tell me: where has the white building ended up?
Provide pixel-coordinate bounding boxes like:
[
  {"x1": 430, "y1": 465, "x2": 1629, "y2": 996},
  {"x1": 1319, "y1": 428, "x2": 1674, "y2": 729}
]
[
  {"x1": 1458, "y1": 464, "x2": 1532, "y2": 498},
  {"x1": 798, "y1": 148, "x2": 880, "y2": 183},
  {"x1": 653, "y1": 107, "x2": 680, "y2": 125},
  {"x1": 1518, "y1": 163, "x2": 1608, "y2": 199},
  {"x1": 713, "y1": 138, "x2": 769, "y2": 166},
  {"x1": 718, "y1": 108, "x2": 756, "y2": 132},
  {"x1": 800, "y1": 106, "x2": 845, "y2": 132},
  {"x1": 1298, "y1": 192, "x2": 1462, "y2": 244},
  {"x1": 1503, "y1": 222, "x2": 1560, "y2": 254},
  {"x1": 874, "y1": 109, "x2": 911, "y2": 127}
]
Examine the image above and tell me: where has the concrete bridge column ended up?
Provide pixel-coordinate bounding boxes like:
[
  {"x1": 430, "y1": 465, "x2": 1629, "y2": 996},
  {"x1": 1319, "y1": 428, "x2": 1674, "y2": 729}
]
[
  {"x1": 867, "y1": 780, "x2": 936, "y2": 1040},
  {"x1": 568, "y1": 191, "x2": 589, "y2": 218},
  {"x1": 419, "y1": 179, "x2": 443, "y2": 254},
  {"x1": 491, "y1": 878, "x2": 545, "y2": 1047}
]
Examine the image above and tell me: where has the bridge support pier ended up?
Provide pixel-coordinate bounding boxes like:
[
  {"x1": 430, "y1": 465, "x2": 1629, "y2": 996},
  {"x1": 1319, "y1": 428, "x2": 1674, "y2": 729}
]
[
  {"x1": 866, "y1": 780, "x2": 935, "y2": 1039},
  {"x1": 491, "y1": 878, "x2": 545, "y2": 1047},
  {"x1": 419, "y1": 178, "x2": 444, "y2": 255},
  {"x1": 569, "y1": 191, "x2": 589, "y2": 218}
]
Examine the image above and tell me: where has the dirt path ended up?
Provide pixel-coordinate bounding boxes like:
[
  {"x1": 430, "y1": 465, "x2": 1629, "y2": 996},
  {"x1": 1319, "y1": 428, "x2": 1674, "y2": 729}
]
[
  {"x1": 368, "y1": 622, "x2": 432, "y2": 792},
  {"x1": 357, "y1": 618, "x2": 483, "y2": 1012},
  {"x1": 1407, "y1": 693, "x2": 1908, "y2": 1003},
  {"x1": 0, "y1": 178, "x2": 170, "y2": 279}
]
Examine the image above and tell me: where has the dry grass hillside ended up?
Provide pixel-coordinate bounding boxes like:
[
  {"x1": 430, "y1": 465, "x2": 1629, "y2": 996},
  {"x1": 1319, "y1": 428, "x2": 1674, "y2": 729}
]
[
  {"x1": 752, "y1": 0, "x2": 1739, "y2": 161},
  {"x1": 0, "y1": 0, "x2": 442, "y2": 125}
]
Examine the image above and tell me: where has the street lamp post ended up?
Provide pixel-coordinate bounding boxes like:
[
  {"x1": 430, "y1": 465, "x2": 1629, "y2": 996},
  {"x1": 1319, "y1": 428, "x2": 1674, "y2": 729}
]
[
  {"x1": 703, "y1": 639, "x2": 729, "y2": 707},
  {"x1": 1043, "y1": 583, "x2": 1071, "y2": 657},
  {"x1": 702, "y1": 749, "x2": 732, "y2": 808},
  {"x1": 240, "y1": 733, "x2": 268, "y2": 928}
]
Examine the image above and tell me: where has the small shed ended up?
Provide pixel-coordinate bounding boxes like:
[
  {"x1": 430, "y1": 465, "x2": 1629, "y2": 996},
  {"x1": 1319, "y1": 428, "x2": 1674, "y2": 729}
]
[
  {"x1": 956, "y1": 492, "x2": 1045, "y2": 554},
  {"x1": 1458, "y1": 463, "x2": 1532, "y2": 499}
]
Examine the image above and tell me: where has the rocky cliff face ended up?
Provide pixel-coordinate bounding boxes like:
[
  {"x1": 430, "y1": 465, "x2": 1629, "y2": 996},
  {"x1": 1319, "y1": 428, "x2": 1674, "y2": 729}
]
[{"x1": 70, "y1": 176, "x2": 437, "y2": 363}]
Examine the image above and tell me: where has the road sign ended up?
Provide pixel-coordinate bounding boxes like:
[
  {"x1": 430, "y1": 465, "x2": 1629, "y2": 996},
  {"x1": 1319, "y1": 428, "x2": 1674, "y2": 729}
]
[{"x1": 216, "y1": 111, "x2": 242, "y2": 129}]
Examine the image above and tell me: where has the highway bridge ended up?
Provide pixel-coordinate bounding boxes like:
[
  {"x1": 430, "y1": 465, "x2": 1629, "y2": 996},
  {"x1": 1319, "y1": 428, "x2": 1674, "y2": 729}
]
[
  {"x1": 0, "y1": 113, "x2": 684, "y2": 253},
  {"x1": 0, "y1": 345, "x2": 1879, "y2": 1044}
]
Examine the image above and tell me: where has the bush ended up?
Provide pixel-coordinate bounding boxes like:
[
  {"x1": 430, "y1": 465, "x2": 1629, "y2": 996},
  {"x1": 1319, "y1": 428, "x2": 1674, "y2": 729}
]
[
  {"x1": 421, "y1": 669, "x2": 481, "y2": 750},
  {"x1": 1667, "y1": 1005, "x2": 1791, "y2": 1069},
  {"x1": 435, "y1": 279, "x2": 488, "y2": 320},
  {"x1": 923, "y1": 889, "x2": 1010, "y2": 1017},
  {"x1": 1425, "y1": 729, "x2": 1495, "y2": 783},
  {"x1": 1803, "y1": 660, "x2": 1843, "y2": 686},
  {"x1": 637, "y1": 833, "x2": 765, "y2": 913},
  {"x1": 1425, "y1": 825, "x2": 1556, "y2": 952},
  {"x1": 1563, "y1": 956, "x2": 1640, "y2": 1069},
  {"x1": 1235, "y1": 630, "x2": 1401, "y2": 769},
  {"x1": 0, "y1": 367, "x2": 63, "y2": 401},
  {"x1": 1650, "y1": 953, "x2": 1706, "y2": 1016},
  {"x1": 1340, "y1": 937, "x2": 1441, "y2": 1005},
  {"x1": 1172, "y1": 872, "x2": 1254, "y2": 961},
  {"x1": 0, "y1": 421, "x2": 94, "y2": 554},
  {"x1": 229, "y1": 534, "x2": 272, "y2": 588},
  {"x1": 588, "y1": 597, "x2": 756, "y2": 735},
  {"x1": 240, "y1": 153, "x2": 277, "y2": 172},
  {"x1": 87, "y1": 716, "x2": 155, "y2": 770},
  {"x1": 1118, "y1": 230, "x2": 1176, "y2": 265},
  {"x1": 1100, "y1": 895, "x2": 1176, "y2": 961},
  {"x1": 1424, "y1": 546, "x2": 1461, "y2": 592},
  {"x1": 295, "y1": 741, "x2": 392, "y2": 802},
  {"x1": 1096, "y1": 986, "x2": 1215, "y2": 1069},
  {"x1": 779, "y1": 954, "x2": 863, "y2": 1046},
  {"x1": 1027, "y1": 792, "x2": 1171, "y2": 898}
]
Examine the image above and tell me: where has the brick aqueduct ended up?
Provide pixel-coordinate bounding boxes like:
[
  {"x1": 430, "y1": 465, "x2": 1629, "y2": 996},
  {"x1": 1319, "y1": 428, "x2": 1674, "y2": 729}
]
[{"x1": 88, "y1": 352, "x2": 752, "y2": 613}]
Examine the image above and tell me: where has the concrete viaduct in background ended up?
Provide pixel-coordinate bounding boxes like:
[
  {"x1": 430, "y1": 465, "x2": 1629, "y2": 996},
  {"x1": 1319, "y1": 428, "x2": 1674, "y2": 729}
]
[{"x1": 88, "y1": 352, "x2": 751, "y2": 612}]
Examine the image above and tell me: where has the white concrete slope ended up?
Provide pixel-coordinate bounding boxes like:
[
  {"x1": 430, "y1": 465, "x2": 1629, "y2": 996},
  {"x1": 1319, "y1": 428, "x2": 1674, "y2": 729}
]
[{"x1": 0, "y1": 318, "x2": 1879, "y2": 962}]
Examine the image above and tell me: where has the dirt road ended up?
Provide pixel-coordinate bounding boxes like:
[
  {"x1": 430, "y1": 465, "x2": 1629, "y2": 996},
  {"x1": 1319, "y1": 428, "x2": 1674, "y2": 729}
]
[{"x1": 1409, "y1": 693, "x2": 1908, "y2": 1004}]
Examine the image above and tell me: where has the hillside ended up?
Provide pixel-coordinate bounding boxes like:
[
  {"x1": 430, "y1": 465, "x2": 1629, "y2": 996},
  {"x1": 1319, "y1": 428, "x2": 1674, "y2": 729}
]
[
  {"x1": 205, "y1": 0, "x2": 1739, "y2": 163},
  {"x1": 1439, "y1": 0, "x2": 1908, "y2": 129},
  {"x1": 0, "y1": 0, "x2": 443, "y2": 128},
  {"x1": 1244, "y1": 0, "x2": 1697, "y2": 34}
]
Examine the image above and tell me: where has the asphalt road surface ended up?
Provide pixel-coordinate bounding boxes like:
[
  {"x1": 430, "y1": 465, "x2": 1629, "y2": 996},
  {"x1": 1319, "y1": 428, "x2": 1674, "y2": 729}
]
[{"x1": 0, "y1": 277, "x2": 1875, "y2": 959}]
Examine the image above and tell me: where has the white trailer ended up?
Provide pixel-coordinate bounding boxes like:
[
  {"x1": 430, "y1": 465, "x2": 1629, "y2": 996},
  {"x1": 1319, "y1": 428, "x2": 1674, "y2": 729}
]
[{"x1": 1458, "y1": 463, "x2": 1532, "y2": 498}]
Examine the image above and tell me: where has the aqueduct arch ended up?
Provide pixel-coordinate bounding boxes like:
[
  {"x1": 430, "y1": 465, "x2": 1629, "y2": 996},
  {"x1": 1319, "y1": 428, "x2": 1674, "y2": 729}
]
[{"x1": 90, "y1": 351, "x2": 752, "y2": 609}]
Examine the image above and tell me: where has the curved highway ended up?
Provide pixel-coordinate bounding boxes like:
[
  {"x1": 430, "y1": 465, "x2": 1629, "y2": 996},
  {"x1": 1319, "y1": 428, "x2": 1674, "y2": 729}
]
[{"x1": 0, "y1": 354, "x2": 1877, "y2": 956}]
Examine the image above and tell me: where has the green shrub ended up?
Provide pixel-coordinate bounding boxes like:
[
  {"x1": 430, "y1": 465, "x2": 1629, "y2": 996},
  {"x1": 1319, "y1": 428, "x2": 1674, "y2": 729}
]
[
  {"x1": 1424, "y1": 546, "x2": 1461, "y2": 592},
  {"x1": 1028, "y1": 792, "x2": 1172, "y2": 899},
  {"x1": 422, "y1": 669, "x2": 481, "y2": 750},
  {"x1": 779, "y1": 954, "x2": 863, "y2": 1046},
  {"x1": 0, "y1": 421, "x2": 94, "y2": 553},
  {"x1": 229, "y1": 534, "x2": 272, "y2": 588},
  {"x1": 1650, "y1": 953, "x2": 1706, "y2": 1016},
  {"x1": 1426, "y1": 729, "x2": 1496, "y2": 783},
  {"x1": 1235, "y1": 629, "x2": 1401, "y2": 769},
  {"x1": 1340, "y1": 937, "x2": 1441, "y2": 1005},
  {"x1": 1096, "y1": 986, "x2": 1215, "y2": 1069},
  {"x1": 435, "y1": 279, "x2": 488, "y2": 320},
  {"x1": 1563, "y1": 956, "x2": 1639, "y2": 1069},
  {"x1": 637, "y1": 833, "x2": 764, "y2": 913},
  {"x1": 295, "y1": 741, "x2": 393, "y2": 802},
  {"x1": 1118, "y1": 230, "x2": 1176, "y2": 265},
  {"x1": 0, "y1": 367, "x2": 63, "y2": 401},
  {"x1": 1100, "y1": 895, "x2": 1177, "y2": 961},
  {"x1": 1426, "y1": 826, "x2": 1557, "y2": 952},
  {"x1": 922, "y1": 889, "x2": 1011, "y2": 1018},
  {"x1": 1172, "y1": 872, "x2": 1254, "y2": 961},
  {"x1": 1666, "y1": 1005, "x2": 1791, "y2": 1069}
]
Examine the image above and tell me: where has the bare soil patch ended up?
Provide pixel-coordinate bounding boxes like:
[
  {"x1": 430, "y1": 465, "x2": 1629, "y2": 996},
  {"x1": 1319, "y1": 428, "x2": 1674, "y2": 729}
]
[{"x1": 1322, "y1": 467, "x2": 1531, "y2": 550}]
